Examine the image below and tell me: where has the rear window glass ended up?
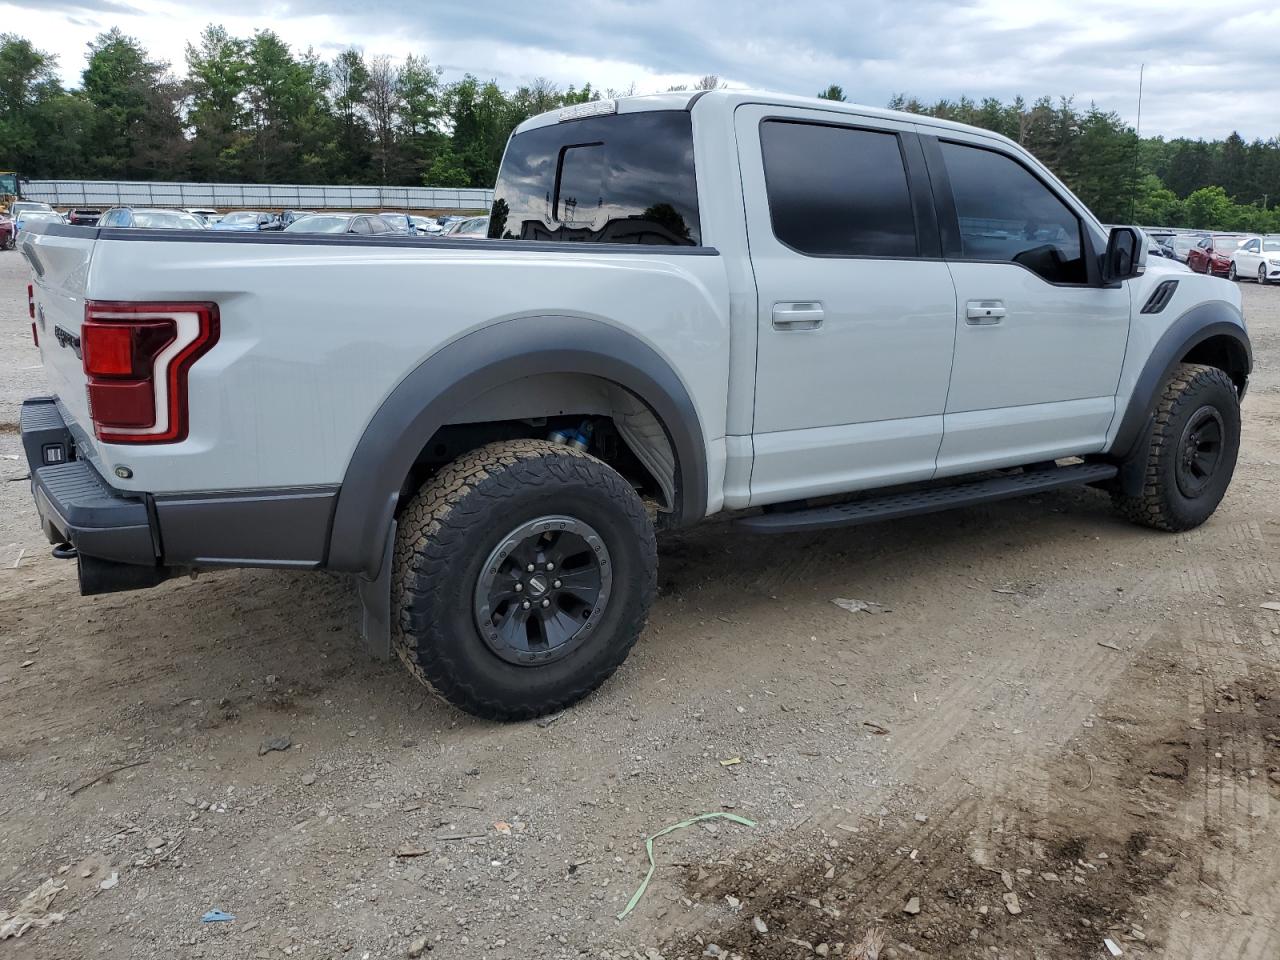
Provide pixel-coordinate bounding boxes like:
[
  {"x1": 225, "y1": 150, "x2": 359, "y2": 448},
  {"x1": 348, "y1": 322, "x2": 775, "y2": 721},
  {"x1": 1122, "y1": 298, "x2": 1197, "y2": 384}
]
[{"x1": 489, "y1": 110, "x2": 700, "y2": 245}]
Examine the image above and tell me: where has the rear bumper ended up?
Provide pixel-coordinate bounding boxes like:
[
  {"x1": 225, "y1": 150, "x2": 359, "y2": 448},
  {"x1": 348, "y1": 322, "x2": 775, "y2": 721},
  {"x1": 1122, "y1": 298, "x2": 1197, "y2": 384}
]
[
  {"x1": 23, "y1": 398, "x2": 157, "y2": 565},
  {"x1": 21, "y1": 397, "x2": 338, "y2": 588}
]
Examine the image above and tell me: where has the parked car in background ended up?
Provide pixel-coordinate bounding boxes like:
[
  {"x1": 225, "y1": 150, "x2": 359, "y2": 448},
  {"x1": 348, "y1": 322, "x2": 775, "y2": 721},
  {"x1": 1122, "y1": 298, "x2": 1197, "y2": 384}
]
[
  {"x1": 98, "y1": 208, "x2": 208, "y2": 230},
  {"x1": 279, "y1": 210, "x2": 316, "y2": 228},
  {"x1": 183, "y1": 207, "x2": 221, "y2": 225},
  {"x1": 66, "y1": 208, "x2": 102, "y2": 226},
  {"x1": 14, "y1": 209, "x2": 64, "y2": 236},
  {"x1": 378, "y1": 212, "x2": 415, "y2": 235},
  {"x1": 0, "y1": 215, "x2": 13, "y2": 250},
  {"x1": 1230, "y1": 235, "x2": 1280, "y2": 284},
  {"x1": 443, "y1": 215, "x2": 490, "y2": 238},
  {"x1": 435, "y1": 215, "x2": 467, "y2": 232},
  {"x1": 1146, "y1": 231, "x2": 1178, "y2": 259},
  {"x1": 410, "y1": 216, "x2": 442, "y2": 235},
  {"x1": 283, "y1": 213, "x2": 394, "y2": 235},
  {"x1": 1168, "y1": 234, "x2": 1206, "y2": 263},
  {"x1": 1186, "y1": 234, "x2": 1247, "y2": 276},
  {"x1": 1146, "y1": 234, "x2": 1188, "y2": 269},
  {"x1": 9, "y1": 200, "x2": 53, "y2": 219},
  {"x1": 212, "y1": 211, "x2": 277, "y2": 232}
]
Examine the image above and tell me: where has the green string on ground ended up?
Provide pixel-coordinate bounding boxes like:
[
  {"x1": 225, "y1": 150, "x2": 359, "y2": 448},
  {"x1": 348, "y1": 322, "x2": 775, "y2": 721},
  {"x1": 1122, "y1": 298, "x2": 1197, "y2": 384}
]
[{"x1": 616, "y1": 812, "x2": 757, "y2": 921}]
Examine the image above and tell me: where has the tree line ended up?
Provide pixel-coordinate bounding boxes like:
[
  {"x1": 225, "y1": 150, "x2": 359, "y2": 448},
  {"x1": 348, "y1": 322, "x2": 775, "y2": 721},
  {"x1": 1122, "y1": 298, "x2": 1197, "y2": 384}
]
[{"x1": 1, "y1": 26, "x2": 1277, "y2": 234}]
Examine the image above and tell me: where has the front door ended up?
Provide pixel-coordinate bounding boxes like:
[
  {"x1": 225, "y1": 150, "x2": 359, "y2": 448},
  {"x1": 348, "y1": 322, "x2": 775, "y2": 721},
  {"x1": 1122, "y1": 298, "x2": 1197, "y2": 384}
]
[
  {"x1": 923, "y1": 135, "x2": 1132, "y2": 476},
  {"x1": 735, "y1": 104, "x2": 958, "y2": 505},
  {"x1": 1236, "y1": 238, "x2": 1262, "y2": 277}
]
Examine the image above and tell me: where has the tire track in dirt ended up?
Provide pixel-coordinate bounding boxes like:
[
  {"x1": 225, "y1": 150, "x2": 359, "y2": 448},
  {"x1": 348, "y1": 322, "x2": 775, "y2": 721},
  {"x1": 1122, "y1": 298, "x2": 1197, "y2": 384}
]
[{"x1": 1162, "y1": 608, "x2": 1280, "y2": 960}]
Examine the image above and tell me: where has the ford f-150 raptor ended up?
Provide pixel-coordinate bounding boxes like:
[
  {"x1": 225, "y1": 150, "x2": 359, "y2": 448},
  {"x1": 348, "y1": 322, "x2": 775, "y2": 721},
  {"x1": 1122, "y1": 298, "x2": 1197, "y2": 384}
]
[{"x1": 19, "y1": 91, "x2": 1251, "y2": 720}]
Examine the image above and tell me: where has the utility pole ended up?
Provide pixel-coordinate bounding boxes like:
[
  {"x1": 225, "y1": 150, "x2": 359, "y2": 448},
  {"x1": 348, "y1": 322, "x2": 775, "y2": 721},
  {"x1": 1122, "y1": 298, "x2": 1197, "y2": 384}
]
[{"x1": 1129, "y1": 63, "x2": 1144, "y2": 223}]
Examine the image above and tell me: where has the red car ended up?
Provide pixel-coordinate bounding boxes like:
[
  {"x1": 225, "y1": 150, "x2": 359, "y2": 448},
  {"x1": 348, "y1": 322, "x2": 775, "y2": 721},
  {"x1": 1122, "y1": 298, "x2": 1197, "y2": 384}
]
[
  {"x1": 1186, "y1": 234, "x2": 1246, "y2": 276},
  {"x1": 0, "y1": 217, "x2": 13, "y2": 250}
]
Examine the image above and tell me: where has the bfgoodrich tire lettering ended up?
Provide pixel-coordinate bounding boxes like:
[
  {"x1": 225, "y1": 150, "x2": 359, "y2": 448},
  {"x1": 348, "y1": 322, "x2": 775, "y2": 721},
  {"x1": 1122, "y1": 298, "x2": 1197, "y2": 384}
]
[
  {"x1": 1111, "y1": 363, "x2": 1240, "y2": 532},
  {"x1": 391, "y1": 439, "x2": 657, "y2": 720}
]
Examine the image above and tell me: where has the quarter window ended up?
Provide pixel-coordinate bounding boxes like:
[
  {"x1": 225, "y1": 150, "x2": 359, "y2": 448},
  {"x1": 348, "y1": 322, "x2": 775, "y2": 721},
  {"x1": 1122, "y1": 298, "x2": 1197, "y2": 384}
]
[
  {"x1": 760, "y1": 120, "x2": 917, "y2": 257},
  {"x1": 940, "y1": 141, "x2": 1086, "y2": 284}
]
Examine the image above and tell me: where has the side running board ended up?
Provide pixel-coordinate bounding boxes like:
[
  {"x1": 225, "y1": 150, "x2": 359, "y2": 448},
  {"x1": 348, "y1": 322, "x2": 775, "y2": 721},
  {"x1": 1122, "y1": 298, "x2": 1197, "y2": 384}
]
[{"x1": 735, "y1": 463, "x2": 1118, "y2": 535}]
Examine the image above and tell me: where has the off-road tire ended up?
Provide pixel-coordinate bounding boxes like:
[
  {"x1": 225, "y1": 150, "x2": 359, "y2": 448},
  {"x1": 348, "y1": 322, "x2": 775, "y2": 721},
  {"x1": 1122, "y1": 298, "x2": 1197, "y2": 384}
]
[
  {"x1": 392, "y1": 439, "x2": 657, "y2": 721},
  {"x1": 1111, "y1": 363, "x2": 1240, "y2": 532}
]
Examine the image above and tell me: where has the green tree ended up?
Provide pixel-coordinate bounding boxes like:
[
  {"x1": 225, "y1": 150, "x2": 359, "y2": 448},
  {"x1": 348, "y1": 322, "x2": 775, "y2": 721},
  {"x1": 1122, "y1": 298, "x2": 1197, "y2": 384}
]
[
  {"x1": 238, "y1": 30, "x2": 333, "y2": 182},
  {"x1": 442, "y1": 75, "x2": 518, "y2": 187},
  {"x1": 329, "y1": 48, "x2": 370, "y2": 182},
  {"x1": 398, "y1": 54, "x2": 445, "y2": 182},
  {"x1": 817, "y1": 84, "x2": 847, "y2": 102},
  {"x1": 1182, "y1": 185, "x2": 1234, "y2": 229},
  {"x1": 82, "y1": 28, "x2": 184, "y2": 179},
  {"x1": 1132, "y1": 174, "x2": 1182, "y2": 225},
  {"x1": 0, "y1": 34, "x2": 62, "y2": 175},
  {"x1": 185, "y1": 25, "x2": 249, "y2": 181}
]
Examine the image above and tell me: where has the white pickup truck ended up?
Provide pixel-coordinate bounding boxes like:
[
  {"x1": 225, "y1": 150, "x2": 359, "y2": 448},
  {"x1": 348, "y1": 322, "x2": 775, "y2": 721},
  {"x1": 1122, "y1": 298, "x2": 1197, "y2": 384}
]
[{"x1": 20, "y1": 91, "x2": 1251, "y2": 720}]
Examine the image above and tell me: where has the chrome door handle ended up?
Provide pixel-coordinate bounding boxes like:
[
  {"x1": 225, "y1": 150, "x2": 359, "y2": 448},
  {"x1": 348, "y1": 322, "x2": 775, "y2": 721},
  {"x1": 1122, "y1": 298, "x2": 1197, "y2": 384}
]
[
  {"x1": 772, "y1": 302, "x2": 824, "y2": 330},
  {"x1": 965, "y1": 300, "x2": 1006, "y2": 324}
]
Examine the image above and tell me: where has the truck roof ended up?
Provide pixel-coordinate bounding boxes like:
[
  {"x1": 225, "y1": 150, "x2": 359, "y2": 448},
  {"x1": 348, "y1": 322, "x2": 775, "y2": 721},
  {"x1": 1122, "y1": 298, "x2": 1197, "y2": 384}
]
[{"x1": 512, "y1": 88, "x2": 1021, "y2": 152}]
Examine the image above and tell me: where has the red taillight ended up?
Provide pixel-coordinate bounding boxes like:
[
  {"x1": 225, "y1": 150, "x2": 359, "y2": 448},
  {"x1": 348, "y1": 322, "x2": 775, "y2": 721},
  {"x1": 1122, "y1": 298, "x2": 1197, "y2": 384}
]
[
  {"x1": 82, "y1": 301, "x2": 219, "y2": 444},
  {"x1": 82, "y1": 320, "x2": 174, "y2": 378}
]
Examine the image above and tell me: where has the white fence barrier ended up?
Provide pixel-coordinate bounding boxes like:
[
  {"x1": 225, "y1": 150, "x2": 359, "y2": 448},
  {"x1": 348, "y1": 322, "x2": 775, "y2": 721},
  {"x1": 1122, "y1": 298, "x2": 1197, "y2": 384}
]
[{"x1": 23, "y1": 180, "x2": 494, "y2": 212}]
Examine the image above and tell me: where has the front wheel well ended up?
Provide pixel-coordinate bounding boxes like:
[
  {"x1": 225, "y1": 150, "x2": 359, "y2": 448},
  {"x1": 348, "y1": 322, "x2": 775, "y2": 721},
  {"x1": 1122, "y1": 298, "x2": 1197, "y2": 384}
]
[{"x1": 1181, "y1": 334, "x2": 1249, "y2": 393}]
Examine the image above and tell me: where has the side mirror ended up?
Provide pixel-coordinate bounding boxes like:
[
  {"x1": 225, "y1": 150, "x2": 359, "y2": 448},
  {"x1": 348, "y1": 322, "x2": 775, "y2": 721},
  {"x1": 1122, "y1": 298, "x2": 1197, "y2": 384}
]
[{"x1": 1101, "y1": 226, "x2": 1143, "y2": 283}]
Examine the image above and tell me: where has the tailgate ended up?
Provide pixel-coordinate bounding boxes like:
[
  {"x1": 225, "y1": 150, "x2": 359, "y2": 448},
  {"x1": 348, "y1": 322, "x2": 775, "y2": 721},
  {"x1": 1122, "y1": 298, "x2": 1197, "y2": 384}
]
[{"x1": 22, "y1": 228, "x2": 99, "y2": 456}]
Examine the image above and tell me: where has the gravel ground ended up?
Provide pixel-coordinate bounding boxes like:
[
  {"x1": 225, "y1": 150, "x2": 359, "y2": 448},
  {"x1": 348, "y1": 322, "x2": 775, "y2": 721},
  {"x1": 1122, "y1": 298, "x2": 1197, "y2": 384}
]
[{"x1": 2, "y1": 248, "x2": 1279, "y2": 960}]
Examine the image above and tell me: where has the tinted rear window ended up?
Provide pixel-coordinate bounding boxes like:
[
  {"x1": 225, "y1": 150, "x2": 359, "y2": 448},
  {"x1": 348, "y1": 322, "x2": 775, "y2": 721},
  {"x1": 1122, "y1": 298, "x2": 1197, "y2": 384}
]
[
  {"x1": 489, "y1": 110, "x2": 700, "y2": 245},
  {"x1": 760, "y1": 120, "x2": 917, "y2": 258}
]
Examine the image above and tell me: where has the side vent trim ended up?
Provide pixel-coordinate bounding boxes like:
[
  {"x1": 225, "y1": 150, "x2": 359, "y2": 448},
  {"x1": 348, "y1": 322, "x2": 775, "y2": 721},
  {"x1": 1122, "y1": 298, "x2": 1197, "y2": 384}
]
[{"x1": 1140, "y1": 279, "x2": 1178, "y2": 315}]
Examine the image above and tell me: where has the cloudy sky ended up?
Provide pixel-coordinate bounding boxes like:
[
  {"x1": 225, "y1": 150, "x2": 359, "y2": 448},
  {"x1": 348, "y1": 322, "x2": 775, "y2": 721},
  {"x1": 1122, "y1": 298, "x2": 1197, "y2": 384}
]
[{"x1": 10, "y1": 0, "x2": 1280, "y2": 140}]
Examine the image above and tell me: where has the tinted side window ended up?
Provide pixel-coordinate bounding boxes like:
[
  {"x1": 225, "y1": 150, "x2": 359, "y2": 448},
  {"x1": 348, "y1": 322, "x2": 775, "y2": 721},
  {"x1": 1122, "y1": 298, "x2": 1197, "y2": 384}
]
[
  {"x1": 940, "y1": 141, "x2": 1086, "y2": 284},
  {"x1": 489, "y1": 110, "x2": 699, "y2": 245},
  {"x1": 366, "y1": 216, "x2": 389, "y2": 234},
  {"x1": 350, "y1": 217, "x2": 371, "y2": 235},
  {"x1": 760, "y1": 120, "x2": 917, "y2": 258}
]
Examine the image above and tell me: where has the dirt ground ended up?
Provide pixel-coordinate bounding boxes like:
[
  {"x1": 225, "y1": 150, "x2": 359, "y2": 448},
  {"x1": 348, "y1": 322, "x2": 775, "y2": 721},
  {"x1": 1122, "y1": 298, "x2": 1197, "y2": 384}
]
[{"x1": 2, "y1": 249, "x2": 1278, "y2": 960}]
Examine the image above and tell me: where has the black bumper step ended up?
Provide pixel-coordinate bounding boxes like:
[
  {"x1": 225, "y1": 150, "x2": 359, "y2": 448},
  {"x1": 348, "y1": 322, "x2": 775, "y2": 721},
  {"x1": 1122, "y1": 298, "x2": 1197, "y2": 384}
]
[
  {"x1": 735, "y1": 463, "x2": 1118, "y2": 534},
  {"x1": 32, "y1": 459, "x2": 156, "y2": 565},
  {"x1": 20, "y1": 396, "x2": 73, "y2": 470}
]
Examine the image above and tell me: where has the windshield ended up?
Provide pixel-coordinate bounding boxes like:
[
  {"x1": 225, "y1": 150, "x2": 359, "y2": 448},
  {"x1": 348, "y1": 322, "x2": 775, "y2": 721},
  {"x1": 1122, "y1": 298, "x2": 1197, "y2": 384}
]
[
  {"x1": 489, "y1": 110, "x2": 700, "y2": 245},
  {"x1": 221, "y1": 212, "x2": 263, "y2": 224},
  {"x1": 1264, "y1": 238, "x2": 1280, "y2": 253},
  {"x1": 285, "y1": 215, "x2": 351, "y2": 234},
  {"x1": 134, "y1": 210, "x2": 204, "y2": 229},
  {"x1": 19, "y1": 211, "x2": 60, "y2": 222}
]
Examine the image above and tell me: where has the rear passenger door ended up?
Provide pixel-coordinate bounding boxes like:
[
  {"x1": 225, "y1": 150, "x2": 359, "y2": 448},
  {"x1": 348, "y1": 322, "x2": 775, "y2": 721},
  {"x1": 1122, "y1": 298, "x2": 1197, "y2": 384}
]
[
  {"x1": 922, "y1": 134, "x2": 1130, "y2": 476},
  {"x1": 735, "y1": 105, "x2": 958, "y2": 505}
]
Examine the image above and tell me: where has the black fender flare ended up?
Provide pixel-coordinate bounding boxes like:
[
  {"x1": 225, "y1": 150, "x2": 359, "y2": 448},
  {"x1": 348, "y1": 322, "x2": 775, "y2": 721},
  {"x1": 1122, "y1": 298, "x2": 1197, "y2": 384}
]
[
  {"x1": 326, "y1": 315, "x2": 709, "y2": 575},
  {"x1": 1109, "y1": 301, "x2": 1251, "y2": 492}
]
